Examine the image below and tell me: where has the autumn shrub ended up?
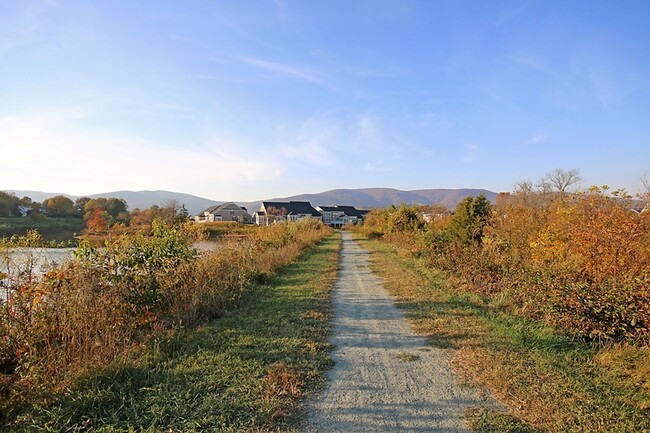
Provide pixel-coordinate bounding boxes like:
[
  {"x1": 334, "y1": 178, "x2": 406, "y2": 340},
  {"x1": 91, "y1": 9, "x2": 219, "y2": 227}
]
[
  {"x1": 0, "y1": 218, "x2": 331, "y2": 414},
  {"x1": 357, "y1": 188, "x2": 650, "y2": 343}
]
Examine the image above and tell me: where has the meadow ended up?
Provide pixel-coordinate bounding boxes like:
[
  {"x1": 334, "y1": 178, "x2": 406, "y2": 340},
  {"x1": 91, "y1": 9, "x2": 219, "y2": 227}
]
[
  {"x1": 354, "y1": 186, "x2": 650, "y2": 431},
  {"x1": 1, "y1": 219, "x2": 334, "y2": 430}
]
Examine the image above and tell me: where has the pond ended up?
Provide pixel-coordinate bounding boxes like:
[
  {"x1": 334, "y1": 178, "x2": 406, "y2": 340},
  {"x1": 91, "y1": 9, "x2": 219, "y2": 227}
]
[
  {"x1": 0, "y1": 242, "x2": 223, "y2": 302},
  {"x1": 1, "y1": 248, "x2": 76, "y2": 302}
]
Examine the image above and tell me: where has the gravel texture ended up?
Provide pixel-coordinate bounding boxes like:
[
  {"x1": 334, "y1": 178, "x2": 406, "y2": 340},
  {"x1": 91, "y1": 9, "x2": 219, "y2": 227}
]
[{"x1": 304, "y1": 232, "x2": 491, "y2": 432}]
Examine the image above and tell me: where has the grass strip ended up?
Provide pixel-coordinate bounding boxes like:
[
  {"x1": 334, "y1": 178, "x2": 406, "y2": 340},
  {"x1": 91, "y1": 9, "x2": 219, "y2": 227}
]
[
  {"x1": 0, "y1": 217, "x2": 84, "y2": 244},
  {"x1": 6, "y1": 233, "x2": 340, "y2": 432},
  {"x1": 357, "y1": 235, "x2": 650, "y2": 433}
]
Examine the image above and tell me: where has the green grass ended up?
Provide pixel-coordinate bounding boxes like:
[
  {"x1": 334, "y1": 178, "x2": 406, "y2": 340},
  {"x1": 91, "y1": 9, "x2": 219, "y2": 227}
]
[
  {"x1": 0, "y1": 217, "x2": 84, "y2": 244},
  {"x1": 356, "y1": 235, "x2": 650, "y2": 433},
  {"x1": 4, "y1": 234, "x2": 340, "y2": 432}
]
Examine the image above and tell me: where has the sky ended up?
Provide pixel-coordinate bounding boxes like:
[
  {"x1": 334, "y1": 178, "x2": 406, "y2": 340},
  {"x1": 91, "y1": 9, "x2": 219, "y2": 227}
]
[{"x1": 1, "y1": 0, "x2": 649, "y2": 201}]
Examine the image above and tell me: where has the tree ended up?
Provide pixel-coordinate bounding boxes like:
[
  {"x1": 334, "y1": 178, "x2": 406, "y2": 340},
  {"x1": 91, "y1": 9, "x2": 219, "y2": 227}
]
[
  {"x1": 105, "y1": 198, "x2": 128, "y2": 219},
  {"x1": 74, "y1": 197, "x2": 91, "y2": 216},
  {"x1": 449, "y1": 194, "x2": 491, "y2": 246},
  {"x1": 514, "y1": 180, "x2": 534, "y2": 196},
  {"x1": 387, "y1": 204, "x2": 424, "y2": 233},
  {"x1": 129, "y1": 202, "x2": 185, "y2": 228},
  {"x1": 175, "y1": 204, "x2": 190, "y2": 225},
  {"x1": 43, "y1": 195, "x2": 75, "y2": 217},
  {"x1": 543, "y1": 168, "x2": 582, "y2": 199},
  {"x1": 84, "y1": 197, "x2": 129, "y2": 226},
  {"x1": 0, "y1": 191, "x2": 21, "y2": 217},
  {"x1": 86, "y1": 208, "x2": 108, "y2": 233},
  {"x1": 640, "y1": 173, "x2": 650, "y2": 201}
]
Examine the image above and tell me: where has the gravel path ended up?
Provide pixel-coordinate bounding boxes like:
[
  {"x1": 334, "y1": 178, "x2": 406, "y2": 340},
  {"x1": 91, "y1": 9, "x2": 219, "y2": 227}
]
[{"x1": 304, "y1": 232, "x2": 490, "y2": 432}]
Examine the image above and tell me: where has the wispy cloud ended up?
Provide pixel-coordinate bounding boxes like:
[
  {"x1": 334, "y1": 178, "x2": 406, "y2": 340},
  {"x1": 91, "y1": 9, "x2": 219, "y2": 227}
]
[
  {"x1": 364, "y1": 162, "x2": 393, "y2": 172},
  {"x1": 527, "y1": 132, "x2": 549, "y2": 145},
  {"x1": 462, "y1": 143, "x2": 479, "y2": 162},
  {"x1": 589, "y1": 69, "x2": 619, "y2": 109},
  {"x1": 239, "y1": 56, "x2": 323, "y2": 84},
  {"x1": 273, "y1": 0, "x2": 290, "y2": 23},
  {"x1": 280, "y1": 113, "x2": 339, "y2": 166}
]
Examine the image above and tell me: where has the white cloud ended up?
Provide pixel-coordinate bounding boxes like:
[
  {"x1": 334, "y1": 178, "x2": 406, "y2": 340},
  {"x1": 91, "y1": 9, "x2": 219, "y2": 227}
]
[
  {"x1": 461, "y1": 143, "x2": 479, "y2": 162},
  {"x1": 0, "y1": 109, "x2": 282, "y2": 197},
  {"x1": 239, "y1": 56, "x2": 323, "y2": 84},
  {"x1": 589, "y1": 69, "x2": 619, "y2": 109},
  {"x1": 363, "y1": 162, "x2": 392, "y2": 172},
  {"x1": 527, "y1": 132, "x2": 549, "y2": 145},
  {"x1": 280, "y1": 113, "x2": 339, "y2": 167}
]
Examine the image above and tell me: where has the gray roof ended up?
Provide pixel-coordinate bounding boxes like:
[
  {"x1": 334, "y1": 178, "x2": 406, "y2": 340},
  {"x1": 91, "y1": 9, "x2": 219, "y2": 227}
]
[
  {"x1": 200, "y1": 202, "x2": 249, "y2": 215},
  {"x1": 318, "y1": 205, "x2": 367, "y2": 218},
  {"x1": 261, "y1": 201, "x2": 321, "y2": 217}
]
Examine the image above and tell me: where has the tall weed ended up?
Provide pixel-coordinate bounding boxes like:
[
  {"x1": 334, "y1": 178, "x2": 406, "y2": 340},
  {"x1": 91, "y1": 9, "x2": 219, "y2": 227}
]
[{"x1": 0, "y1": 218, "x2": 331, "y2": 417}]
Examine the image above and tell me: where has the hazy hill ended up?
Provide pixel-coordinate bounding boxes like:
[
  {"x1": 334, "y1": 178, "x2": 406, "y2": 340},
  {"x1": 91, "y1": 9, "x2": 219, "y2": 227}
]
[
  {"x1": 86, "y1": 191, "x2": 221, "y2": 215},
  {"x1": 7, "y1": 188, "x2": 498, "y2": 216},
  {"x1": 242, "y1": 188, "x2": 499, "y2": 212},
  {"x1": 8, "y1": 190, "x2": 77, "y2": 203},
  {"x1": 7, "y1": 190, "x2": 220, "y2": 216}
]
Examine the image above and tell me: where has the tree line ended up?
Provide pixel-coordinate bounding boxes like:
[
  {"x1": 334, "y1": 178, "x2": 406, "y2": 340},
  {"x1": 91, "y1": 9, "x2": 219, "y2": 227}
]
[{"x1": 0, "y1": 191, "x2": 189, "y2": 233}]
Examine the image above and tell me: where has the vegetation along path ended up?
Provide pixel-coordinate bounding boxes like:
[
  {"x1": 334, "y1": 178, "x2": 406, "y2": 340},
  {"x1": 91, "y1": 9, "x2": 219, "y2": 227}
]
[{"x1": 304, "y1": 232, "x2": 493, "y2": 432}]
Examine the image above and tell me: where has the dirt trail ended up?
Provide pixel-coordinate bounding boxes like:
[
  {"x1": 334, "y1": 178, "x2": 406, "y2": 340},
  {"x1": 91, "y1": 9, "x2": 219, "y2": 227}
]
[{"x1": 304, "y1": 232, "x2": 491, "y2": 432}]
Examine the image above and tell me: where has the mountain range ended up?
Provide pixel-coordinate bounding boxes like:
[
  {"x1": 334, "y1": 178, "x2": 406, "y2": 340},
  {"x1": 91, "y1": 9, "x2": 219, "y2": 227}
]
[{"x1": 7, "y1": 188, "x2": 499, "y2": 216}]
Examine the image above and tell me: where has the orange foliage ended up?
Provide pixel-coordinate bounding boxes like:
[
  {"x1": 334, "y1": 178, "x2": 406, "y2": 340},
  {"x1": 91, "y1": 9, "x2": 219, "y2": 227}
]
[
  {"x1": 357, "y1": 187, "x2": 650, "y2": 343},
  {"x1": 85, "y1": 208, "x2": 108, "y2": 233}
]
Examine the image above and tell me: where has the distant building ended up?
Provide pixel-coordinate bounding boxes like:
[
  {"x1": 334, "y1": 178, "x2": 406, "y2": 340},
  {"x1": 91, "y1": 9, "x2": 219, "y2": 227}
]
[
  {"x1": 254, "y1": 201, "x2": 321, "y2": 226},
  {"x1": 421, "y1": 209, "x2": 452, "y2": 223},
  {"x1": 317, "y1": 205, "x2": 368, "y2": 228},
  {"x1": 194, "y1": 202, "x2": 251, "y2": 223}
]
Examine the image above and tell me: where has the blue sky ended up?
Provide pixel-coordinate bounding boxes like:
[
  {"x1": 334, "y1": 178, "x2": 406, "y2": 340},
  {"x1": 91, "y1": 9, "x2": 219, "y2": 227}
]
[{"x1": 1, "y1": 0, "x2": 649, "y2": 201}]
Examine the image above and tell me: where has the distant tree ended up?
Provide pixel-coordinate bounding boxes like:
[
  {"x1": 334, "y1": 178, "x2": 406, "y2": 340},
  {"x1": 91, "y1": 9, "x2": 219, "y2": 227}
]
[
  {"x1": 160, "y1": 200, "x2": 180, "y2": 225},
  {"x1": 175, "y1": 204, "x2": 190, "y2": 224},
  {"x1": 84, "y1": 197, "x2": 129, "y2": 226},
  {"x1": 43, "y1": 195, "x2": 75, "y2": 217},
  {"x1": 0, "y1": 191, "x2": 21, "y2": 217},
  {"x1": 86, "y1": 208, "x2": 108, "y2": 233},
  {"x1": 387, "y1": 204, "x2": 424, "y2": 233},
  {"x1": 129, "y1": 202, "x2": 185, "y2": 228},
  {"x1": 640, "y1": 173, "x2": 650, "y2": 201},
  {"x1": 265, "y1": 205, "x2": 287, "y2": 224},
  {"x1": 419, "y1": 204, "x2": 448, "y2": 215},
  {"x1": 543, "y1": 168, "x2": 582, "y2": 199},
  {"x1": 449, "y1": 194, "x2": 491, "y2": 246},
  {"x1": 105, "y1": 198, "x2": 128, "y2": 219},
  {"x1": 74, "y1": 197, "x2": 91, "y2": 216},
  {"x1": 514, "y1": 180, "x2": 534, "y2": 196}
]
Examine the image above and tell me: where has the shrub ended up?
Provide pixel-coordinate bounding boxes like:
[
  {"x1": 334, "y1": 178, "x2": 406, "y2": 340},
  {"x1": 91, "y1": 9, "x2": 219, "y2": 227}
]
[{"x1": 0, "y1": 219, "x2": 332, "y2": 414}]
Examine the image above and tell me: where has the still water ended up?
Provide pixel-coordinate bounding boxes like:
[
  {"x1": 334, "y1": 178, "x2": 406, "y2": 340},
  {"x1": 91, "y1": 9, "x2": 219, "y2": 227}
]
[
  {"x1": 0, "y1": 248, "x2": 76, "y2": 302},
  {"x1": 0, "y1": 242, "x2": 221, "y2": 302}
]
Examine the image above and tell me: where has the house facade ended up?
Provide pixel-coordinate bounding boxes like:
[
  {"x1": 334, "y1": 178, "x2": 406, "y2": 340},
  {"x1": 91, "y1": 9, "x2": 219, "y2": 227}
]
[
  {"x1": 317, "y1": 205, "x2": 368, "y2": 228},
  {"x1": 255, "y1": 201, "x2": 322, "y2": 226},
  {"x1": 194, "y1": 202, "x2": 251, "y2": 223}
]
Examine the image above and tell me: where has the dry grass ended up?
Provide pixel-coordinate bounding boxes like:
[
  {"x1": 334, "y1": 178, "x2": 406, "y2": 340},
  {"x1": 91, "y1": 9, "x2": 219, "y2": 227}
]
[
  {"x1": 0, "y1": 220, "x2": 333, "y2": 425},
  {"x1": 358, "y1": 234, "x2": 650, "y2": 433}
]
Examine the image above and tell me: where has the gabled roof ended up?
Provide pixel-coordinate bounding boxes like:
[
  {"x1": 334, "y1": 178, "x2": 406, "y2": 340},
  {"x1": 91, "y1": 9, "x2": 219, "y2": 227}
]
[
  {"x1": 200, "y1": 202, "x2": 249, "y2": 215},
  {"x1": 317, "y1": 205, "x2": 366, "y2": 218},
  {"x1": 261, "y1": 201, "x2": 321, "y2": 217}
]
